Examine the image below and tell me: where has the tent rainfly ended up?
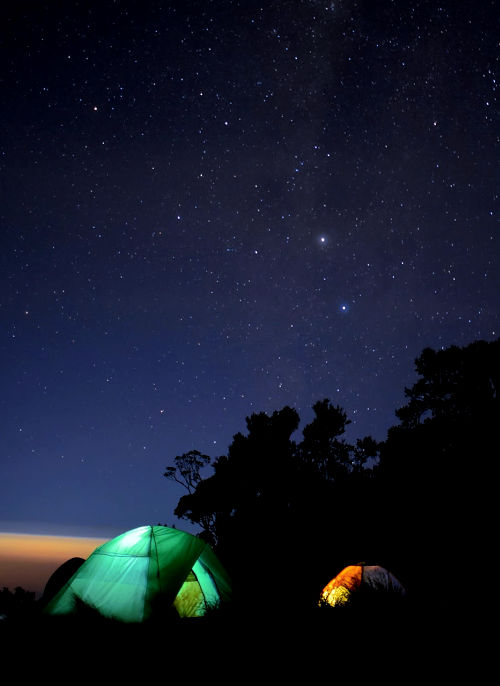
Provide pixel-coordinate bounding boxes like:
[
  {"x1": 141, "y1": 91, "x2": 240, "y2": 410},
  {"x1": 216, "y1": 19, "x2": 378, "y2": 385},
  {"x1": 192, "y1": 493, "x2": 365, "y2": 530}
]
[
  {"x1": 44, "y1": 525, "x2": 231, "y2": 622},
  {"x1": 319, "y1": 565, "x2": 406, "y2": 608}
]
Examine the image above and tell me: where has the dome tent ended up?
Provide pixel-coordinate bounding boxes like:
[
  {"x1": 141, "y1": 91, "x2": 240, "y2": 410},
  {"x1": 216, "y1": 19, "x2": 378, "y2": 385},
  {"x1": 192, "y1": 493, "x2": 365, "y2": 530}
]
[
  {"x1": 44, "y1": 525, "x2": 231, "y2": 622},
  {"x1": 319, "y1": 564, "x2": 405, "y2": 608},
  {"x1": 42, "y1": 557, "x2": 85, "y2": 607}
]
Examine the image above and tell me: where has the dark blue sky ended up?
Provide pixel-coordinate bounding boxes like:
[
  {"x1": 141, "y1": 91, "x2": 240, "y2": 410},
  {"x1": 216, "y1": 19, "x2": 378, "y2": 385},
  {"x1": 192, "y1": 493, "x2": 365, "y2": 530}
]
[{"x1": 1, "y1": 0, "x2": 498, "y2": 537}]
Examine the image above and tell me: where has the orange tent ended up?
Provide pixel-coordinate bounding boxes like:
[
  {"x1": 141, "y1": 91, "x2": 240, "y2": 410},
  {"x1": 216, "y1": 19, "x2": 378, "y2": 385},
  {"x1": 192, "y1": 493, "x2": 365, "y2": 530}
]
[{"x1": 320, "y1": 565, "x2": 405, "y2": 607}]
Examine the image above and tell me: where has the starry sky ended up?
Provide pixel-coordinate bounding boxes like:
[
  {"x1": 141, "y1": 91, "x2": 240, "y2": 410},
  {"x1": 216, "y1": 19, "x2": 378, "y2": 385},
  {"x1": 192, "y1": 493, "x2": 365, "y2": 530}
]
[{"x1": 1, "y1": 0, "x2": 498, "y2": 540}]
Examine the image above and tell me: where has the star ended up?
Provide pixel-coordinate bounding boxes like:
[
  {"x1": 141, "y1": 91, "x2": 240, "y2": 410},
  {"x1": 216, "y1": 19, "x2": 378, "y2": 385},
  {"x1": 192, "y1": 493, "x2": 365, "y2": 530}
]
[{"x1": 0, "y1": 0, "x2": 496, "y2": 551}]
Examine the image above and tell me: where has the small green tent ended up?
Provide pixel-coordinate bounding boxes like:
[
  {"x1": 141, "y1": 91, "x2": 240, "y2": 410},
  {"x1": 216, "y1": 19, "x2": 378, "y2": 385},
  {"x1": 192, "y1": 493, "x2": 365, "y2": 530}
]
[{"x1": 44, "y1": 525, "x2": 231, "y2": 622}]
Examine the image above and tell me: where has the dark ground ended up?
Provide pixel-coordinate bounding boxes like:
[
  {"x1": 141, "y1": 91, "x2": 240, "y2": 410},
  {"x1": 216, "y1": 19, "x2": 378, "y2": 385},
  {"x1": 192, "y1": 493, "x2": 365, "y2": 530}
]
[{"x1": 0, "y1": 598, "x2": 475, "y2": 681}]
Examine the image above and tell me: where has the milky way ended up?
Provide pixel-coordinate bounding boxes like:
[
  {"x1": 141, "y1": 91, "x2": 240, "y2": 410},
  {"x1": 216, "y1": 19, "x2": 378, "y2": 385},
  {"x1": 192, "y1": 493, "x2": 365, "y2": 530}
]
[{"x1": 1, "y1": 0, "x2": 498, "y2": 535}]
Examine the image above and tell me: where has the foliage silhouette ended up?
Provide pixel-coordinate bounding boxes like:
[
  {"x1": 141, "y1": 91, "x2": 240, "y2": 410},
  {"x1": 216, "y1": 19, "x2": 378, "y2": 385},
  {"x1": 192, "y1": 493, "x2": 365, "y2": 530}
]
[
  {"x1": 375, "y1": 338, "x2": 499, "y2": 607},
  {"x1": 0, "y1": 586, "x2": 37, "y2": 621},
  {"x1": 166, "y1": 401, "x2": 380, "y2": 608},
  {"x1": 164, "y1": 338, "x2": 498, "y2": 614},
  {"x1": 164, "y1": 450, "x2": 211, "y2": 494}
]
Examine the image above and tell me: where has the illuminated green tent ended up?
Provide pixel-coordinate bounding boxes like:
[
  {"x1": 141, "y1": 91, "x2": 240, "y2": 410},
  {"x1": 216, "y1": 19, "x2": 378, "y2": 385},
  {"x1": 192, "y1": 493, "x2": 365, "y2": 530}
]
[{"x1": 44, "y1": 525, "x2": 231, "y2": 622}]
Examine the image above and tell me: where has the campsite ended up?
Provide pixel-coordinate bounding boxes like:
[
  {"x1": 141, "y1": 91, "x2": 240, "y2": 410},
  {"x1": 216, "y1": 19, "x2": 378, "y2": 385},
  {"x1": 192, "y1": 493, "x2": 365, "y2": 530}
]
[
  {"x1": 2, "y1": 1, "x2": 496, "y2": 675},
  {"x1": 0, "y1": 570, "x2": 452, "y2": 680},
  {"x1": 0, "y1": 518, "x2": 467, "y2": 676},
  {"x1": 1, "y1": 338, "x2": 496, "y2": 672},
  {"x1": 1, "y1": 550, "x2": 437, "y2": 678}
]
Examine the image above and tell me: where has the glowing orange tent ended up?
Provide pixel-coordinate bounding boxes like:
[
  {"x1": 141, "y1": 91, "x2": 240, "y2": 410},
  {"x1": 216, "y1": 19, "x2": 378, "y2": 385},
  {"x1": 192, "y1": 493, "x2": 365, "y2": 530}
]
[{"x1": 319, "y1": 565, "x2": 406, "y2": 607}]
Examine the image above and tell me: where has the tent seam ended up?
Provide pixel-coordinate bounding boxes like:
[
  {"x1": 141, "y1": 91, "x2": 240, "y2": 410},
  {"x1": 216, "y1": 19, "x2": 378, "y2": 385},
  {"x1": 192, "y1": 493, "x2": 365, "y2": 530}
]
[
  {"x1": 196, "y1": 544, "x2": 219, "y2": 611},
  {"x1": 144, "y1": 525, "x2": 155, "y2": 621}
]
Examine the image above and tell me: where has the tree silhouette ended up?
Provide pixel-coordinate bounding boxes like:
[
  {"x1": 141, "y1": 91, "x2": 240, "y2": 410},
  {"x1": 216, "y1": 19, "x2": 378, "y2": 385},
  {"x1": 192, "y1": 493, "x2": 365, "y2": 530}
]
[
  {"x1": 299, "y1": 399, "x2": 352, "y2": 481},
  {"x1": 164, "y1": 450, "x2": 211, "y2": 494},
  {"x1": 172, "y1": 406, "x2": 300, "y2": 546},
  {"x1": 394, "y1": 339, "x2": 499, "y2": 428},
  {"x1": 376, "y1": 338, "x2": 499, "y2": 607},
  {"x1": 163, "y1": 338, "x2": 498, "y2": 613},
  {"x1": 165, "y1": 400, "x2": 380, "y2": 608},
  {"x1": 0, "y1": 586, "x2": 36, "y2": 621}
]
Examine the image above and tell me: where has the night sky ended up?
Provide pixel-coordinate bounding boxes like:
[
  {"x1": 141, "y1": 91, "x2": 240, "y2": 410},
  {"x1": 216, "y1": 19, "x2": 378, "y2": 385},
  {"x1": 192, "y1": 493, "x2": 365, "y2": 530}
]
[{"x1": 1, "y1": 0, "x2": 498, "y2": 539}]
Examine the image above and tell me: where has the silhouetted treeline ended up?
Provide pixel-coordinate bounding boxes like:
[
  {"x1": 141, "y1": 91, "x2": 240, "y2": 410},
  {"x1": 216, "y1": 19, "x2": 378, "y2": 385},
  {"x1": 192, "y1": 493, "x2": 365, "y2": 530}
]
[
  {"x1": 375, "y1": 338, "x2": 498, "y2": 609},
  {"x1": 166, "y1": 338, "x2": 499, "y2": 612},
  {"x1": 0, "y1": 586, "x2": 37, "y2": 620}
]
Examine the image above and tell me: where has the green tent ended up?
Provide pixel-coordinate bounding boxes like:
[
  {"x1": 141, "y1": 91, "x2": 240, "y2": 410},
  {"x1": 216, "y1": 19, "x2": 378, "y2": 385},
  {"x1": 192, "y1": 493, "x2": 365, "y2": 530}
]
[{"x1": 44, "y1": 525, "x2": 231, "y2": 622}]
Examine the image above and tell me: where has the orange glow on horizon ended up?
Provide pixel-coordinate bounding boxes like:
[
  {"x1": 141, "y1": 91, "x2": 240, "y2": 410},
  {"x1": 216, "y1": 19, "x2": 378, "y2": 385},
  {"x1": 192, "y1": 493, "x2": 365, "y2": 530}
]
[{"x1": 0, "y1": 532, "x2": 108, "y2": 595}]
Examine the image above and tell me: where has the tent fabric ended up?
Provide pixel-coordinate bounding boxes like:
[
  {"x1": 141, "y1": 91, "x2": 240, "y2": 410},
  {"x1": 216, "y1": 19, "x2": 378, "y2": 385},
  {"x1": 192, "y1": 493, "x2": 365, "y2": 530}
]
[
  {"x1": 320, "y1": 565, "x2": 405, "y2": 607},
  {"x1": 42, "y1": 557, "x2": 85, "y2": 607},
  {"x1": 44, "y1": 525, "x2": 231, "y2": 622}
]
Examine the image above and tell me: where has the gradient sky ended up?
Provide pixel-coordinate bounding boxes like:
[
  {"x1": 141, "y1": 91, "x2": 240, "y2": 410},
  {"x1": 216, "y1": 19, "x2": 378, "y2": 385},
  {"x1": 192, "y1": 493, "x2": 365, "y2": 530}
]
[
  {"x1": 0, "y1": 532, "x2": 107, "y2": 594},
  {"x1": 1, "y1": 1, "x2": 498, "y2": 546}
]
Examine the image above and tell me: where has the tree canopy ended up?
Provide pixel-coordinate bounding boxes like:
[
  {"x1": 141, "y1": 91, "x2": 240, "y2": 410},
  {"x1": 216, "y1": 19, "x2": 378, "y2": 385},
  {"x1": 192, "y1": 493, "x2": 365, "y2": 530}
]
[
  {"x1": 164, "y1": 337, "x2": 498, "y2": 610},
  {"x1": 376, "y1": 338, "x2": 499, "y2": 604},
  {"x1": 165, "y1": 400, "x2": 380, "y2": 605}
]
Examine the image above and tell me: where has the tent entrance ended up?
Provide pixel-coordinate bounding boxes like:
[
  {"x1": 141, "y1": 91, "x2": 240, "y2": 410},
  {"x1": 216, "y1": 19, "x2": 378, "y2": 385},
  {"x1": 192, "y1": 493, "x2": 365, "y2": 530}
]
[{"x1": 173, "y1": 559, "x2": 219, "y2": 617}]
